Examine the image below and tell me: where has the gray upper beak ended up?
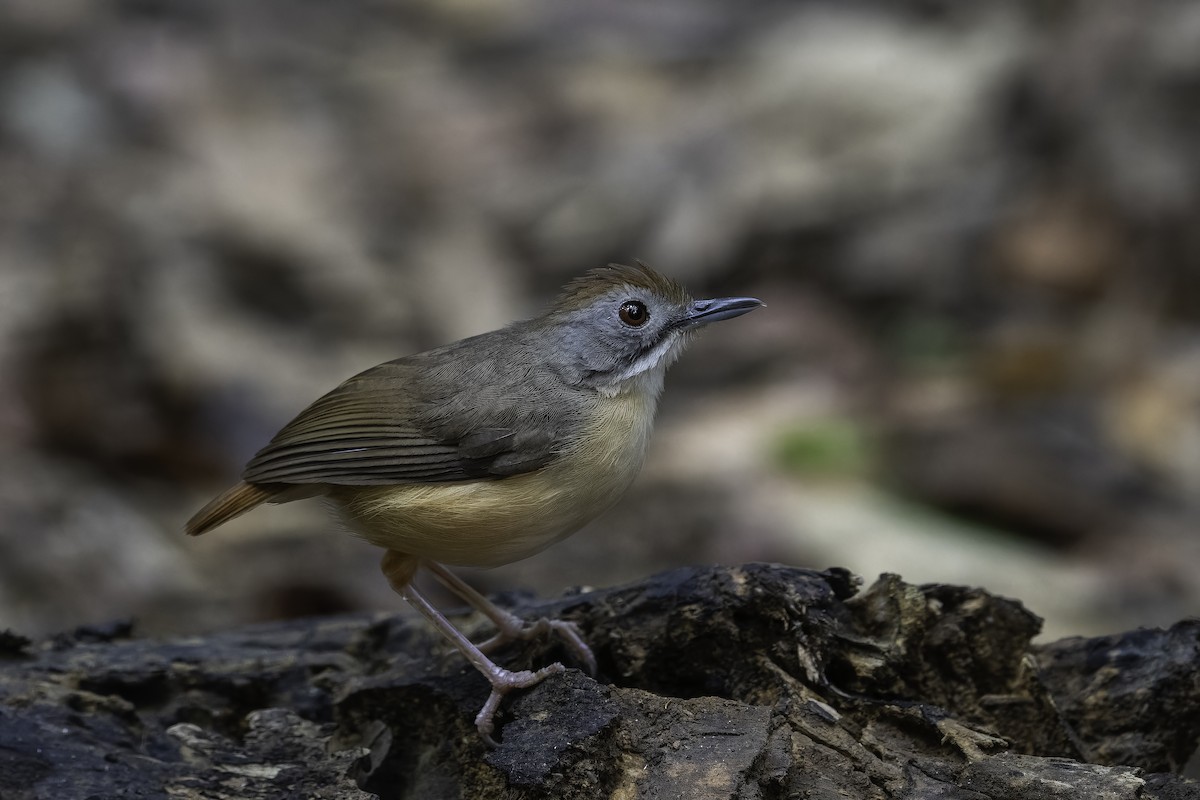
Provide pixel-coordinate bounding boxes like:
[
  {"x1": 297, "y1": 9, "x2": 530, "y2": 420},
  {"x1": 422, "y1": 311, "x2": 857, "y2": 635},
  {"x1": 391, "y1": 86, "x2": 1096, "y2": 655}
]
[{"x1": 682, "y1": 296, "x2": 764, "y2": 329}]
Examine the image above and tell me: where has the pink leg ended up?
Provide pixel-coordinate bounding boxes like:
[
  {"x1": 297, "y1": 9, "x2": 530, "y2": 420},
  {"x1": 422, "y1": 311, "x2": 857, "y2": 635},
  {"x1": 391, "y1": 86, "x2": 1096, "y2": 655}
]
[
  {"x1": 424, "y1": 560, "x2": 597, "y2": 676},
  {"x1": 381, "y1": 551, "x2": 565, "y2": 745}
]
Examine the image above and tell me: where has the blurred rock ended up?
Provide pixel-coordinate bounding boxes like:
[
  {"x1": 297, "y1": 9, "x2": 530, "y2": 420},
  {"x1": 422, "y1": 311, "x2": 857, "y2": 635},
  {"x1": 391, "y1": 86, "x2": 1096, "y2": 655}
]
[
  {"x1": 882, "y1": 408, "x2": 1160, "y2": 547},
  {"x1": 0, "y1": 447, "x2": 203, "y2": 635}
]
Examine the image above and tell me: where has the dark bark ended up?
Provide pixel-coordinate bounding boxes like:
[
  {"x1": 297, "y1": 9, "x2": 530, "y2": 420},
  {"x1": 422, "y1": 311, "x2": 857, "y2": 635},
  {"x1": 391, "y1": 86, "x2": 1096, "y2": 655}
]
[{"x1": 0, "y1": 565, "x2": 1196, "y2": 799}]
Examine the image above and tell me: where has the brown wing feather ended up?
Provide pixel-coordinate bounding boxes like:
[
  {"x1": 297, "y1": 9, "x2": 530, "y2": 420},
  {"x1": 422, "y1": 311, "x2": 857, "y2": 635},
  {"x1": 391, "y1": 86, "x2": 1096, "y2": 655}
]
[{"x1": 239, "y1": 353, "x2": 560, "y2": 487}]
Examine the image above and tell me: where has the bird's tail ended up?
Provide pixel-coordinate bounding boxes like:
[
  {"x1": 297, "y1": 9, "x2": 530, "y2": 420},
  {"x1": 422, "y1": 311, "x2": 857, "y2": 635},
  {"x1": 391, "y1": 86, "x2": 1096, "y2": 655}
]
[{"x1": 185, "y1": 481, "x2": 274, "y2": 536}]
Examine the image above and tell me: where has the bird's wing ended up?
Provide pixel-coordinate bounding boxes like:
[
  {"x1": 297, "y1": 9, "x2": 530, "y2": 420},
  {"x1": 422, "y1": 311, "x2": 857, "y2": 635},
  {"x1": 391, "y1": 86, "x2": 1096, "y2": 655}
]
[{"x1": 241, "y1": 358, "x2": 559, "y2": 486}]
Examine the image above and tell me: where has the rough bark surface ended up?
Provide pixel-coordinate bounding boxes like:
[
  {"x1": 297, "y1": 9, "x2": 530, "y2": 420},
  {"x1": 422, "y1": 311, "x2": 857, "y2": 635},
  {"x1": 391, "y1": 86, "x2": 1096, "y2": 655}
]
[{"x1": 0, "y1": 565, "x2": 1197, "y2": 799}]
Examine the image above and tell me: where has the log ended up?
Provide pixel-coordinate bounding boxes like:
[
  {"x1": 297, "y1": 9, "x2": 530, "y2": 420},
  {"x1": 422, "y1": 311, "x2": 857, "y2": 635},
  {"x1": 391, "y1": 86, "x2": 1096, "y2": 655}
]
[{"x1": 0, "y1": 565, "x2": 1197, "y2": 799}]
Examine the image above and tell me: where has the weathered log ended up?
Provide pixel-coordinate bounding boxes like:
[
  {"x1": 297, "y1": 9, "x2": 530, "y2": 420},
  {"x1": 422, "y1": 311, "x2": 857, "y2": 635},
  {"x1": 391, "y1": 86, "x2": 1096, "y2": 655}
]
[{"x1": 0, "y1": 565, "x2": 1196, "y2": 798}]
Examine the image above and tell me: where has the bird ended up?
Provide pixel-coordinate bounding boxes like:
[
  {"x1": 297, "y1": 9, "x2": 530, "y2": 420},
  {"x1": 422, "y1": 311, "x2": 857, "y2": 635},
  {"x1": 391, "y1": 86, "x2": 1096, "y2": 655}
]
[{"x1": 186, "y1": 263, "x2": 763, "y2": 743}]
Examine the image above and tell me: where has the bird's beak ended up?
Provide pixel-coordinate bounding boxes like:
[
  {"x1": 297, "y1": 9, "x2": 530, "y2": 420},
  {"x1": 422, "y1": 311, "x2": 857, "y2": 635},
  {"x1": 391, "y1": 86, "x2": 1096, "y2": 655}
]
[{"x1": 682, "y1": 296, "x2": 764, "y2": 329}]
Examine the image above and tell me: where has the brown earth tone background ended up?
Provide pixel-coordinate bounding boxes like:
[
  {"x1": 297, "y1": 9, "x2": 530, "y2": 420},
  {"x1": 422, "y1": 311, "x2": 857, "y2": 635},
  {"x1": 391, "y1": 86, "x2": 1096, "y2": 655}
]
[{"x1": 2, "y1": 0, "x2": 1200, "y2": 658}]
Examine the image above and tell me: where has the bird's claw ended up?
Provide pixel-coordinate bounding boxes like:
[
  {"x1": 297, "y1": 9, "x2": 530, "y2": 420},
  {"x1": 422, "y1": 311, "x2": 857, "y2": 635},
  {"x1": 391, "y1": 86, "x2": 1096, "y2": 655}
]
[{"x1": 475, "y1": 662, "x2": 566, "y2": 746}]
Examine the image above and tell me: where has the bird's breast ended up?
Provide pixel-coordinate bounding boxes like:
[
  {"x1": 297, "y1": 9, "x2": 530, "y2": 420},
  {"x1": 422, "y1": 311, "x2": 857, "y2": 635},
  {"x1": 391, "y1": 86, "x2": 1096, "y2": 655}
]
[{"x1": 329, "y1": 388, "x2": 658, "y2": 567}]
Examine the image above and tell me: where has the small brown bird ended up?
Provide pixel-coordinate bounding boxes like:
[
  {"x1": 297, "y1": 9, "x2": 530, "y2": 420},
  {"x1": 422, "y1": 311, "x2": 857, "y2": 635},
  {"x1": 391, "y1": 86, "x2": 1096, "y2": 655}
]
[{"x1": 186, "y1": 263, "x2": 762, "y2": 743}]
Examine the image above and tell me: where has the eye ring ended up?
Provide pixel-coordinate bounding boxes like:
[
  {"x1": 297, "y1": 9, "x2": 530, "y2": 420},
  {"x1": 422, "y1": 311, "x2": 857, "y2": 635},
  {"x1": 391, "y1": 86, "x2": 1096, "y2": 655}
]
[{"x1": 619, "y1": 300, "x2": 649, "y2": 327}]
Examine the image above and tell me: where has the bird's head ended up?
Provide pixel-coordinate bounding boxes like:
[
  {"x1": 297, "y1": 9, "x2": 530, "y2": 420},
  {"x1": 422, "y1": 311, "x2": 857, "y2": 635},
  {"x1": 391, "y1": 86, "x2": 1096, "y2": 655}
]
[{"x1": 542, "y1": 263, "x2": 763, "y2": 396}]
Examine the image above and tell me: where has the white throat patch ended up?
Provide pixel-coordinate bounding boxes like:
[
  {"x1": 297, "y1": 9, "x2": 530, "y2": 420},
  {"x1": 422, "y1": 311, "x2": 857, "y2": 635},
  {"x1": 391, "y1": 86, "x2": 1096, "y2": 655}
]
[{"x1": 594, "y1": 334, "x2": 688, "y2": 398}]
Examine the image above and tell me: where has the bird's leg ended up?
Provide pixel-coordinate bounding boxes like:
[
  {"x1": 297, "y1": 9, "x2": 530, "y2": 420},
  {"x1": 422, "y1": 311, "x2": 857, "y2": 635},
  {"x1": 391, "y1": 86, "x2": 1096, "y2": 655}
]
[
  {"x1": 424, "y1": 560, "x2": 597, "y2": 677},
  {"x1": 381, "y1": 551, "x2": 563, "y2": 746}
]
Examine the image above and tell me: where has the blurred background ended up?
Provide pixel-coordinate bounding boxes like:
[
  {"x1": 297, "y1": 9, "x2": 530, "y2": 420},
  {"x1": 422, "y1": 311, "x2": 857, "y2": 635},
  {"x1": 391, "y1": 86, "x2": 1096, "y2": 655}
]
[{"x1": 2, "y1": 0, "x2": 1200, "y2": 643}]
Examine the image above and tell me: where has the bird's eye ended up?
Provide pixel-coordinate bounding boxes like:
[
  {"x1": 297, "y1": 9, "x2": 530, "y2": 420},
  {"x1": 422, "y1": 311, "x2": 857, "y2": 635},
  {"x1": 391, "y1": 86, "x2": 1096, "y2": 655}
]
[{"x1": 619, "y1": 300, "x2": 649, "y2": 327}]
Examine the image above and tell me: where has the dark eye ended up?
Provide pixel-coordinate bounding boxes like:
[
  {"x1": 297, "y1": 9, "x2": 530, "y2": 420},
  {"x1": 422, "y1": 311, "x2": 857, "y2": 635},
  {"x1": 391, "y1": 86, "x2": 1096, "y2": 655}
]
[{"x1": 619, "y1": 300, "x2": 649, "y2": 327}]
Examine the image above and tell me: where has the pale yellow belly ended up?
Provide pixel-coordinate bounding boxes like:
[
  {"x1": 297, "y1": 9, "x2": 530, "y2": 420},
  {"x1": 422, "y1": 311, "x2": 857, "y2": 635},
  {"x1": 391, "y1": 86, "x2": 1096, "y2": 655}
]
[{"x1": 327, "y1": 391, "x2": 655, "y2": 568}]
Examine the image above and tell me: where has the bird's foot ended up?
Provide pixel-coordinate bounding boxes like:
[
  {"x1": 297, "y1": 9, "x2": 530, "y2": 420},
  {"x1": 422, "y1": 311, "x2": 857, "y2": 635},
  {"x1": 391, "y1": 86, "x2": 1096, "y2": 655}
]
[
  {"x1": 475, "y1": 661, "x2": 566, "y2": 746},
  {"x1": 477, "y1": 615, "x2": 597, "y2": 677}
]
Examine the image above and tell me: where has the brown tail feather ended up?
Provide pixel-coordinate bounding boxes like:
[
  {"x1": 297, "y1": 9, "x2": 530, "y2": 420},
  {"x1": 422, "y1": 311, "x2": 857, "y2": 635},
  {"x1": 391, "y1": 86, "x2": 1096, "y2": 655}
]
[{"x1": 186, "y1": 481, "x2": 274, "y2": 536}]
